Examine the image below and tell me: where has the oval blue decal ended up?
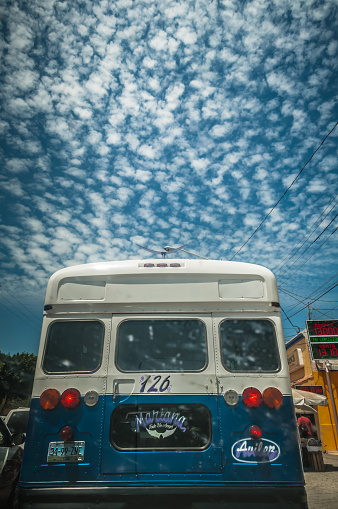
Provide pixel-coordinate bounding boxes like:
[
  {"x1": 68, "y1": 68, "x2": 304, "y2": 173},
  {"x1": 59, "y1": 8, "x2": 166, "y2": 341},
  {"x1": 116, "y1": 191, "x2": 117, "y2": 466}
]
[{"x1": 231, "y1": 438, "x2": 280, "y2": 464}]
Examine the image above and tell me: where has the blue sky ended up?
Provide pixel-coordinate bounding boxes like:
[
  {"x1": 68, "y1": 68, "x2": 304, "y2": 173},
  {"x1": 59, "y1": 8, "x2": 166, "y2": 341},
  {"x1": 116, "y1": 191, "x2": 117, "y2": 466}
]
[{"x1": 0, "y1": 0, "x2": 337, "y2": 355}]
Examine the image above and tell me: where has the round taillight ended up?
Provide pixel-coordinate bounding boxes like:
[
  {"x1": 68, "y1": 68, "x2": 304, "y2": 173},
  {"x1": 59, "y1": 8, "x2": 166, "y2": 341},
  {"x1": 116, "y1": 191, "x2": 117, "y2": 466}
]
[
  {"x1": 59, "y1": 426, "x2": 74, "y2": 441},
  {"x1": 40, "y1": 389, "x2": 61, "y2": 410},
  {"x1": 61, "y1": 388, "x2": 81, "y2": 409},
  {"x1": 249, "y1": 425, "x2": 263, "y2": 439},
  {"x1": 242, "y1": 387, "x2": 262, "y2": 408},
  {"x1": 263, "y1": 387, "x2": 283, "y2": 409}
]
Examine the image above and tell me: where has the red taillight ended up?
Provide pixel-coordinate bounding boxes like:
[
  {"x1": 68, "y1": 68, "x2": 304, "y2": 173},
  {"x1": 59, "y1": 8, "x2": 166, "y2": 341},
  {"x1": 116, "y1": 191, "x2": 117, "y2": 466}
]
[
  {"x1": 242, "y1": 387, "x2": 262, "y2": 408},
  {"x1": 59, "y1": 426, "x2": 74, "y2": 441},
  {"x1": 61, "y1": 388, "x2": 81, "y2": 409},
  {"x1": 263, "y1": 387, "x2": 283, "y2": 409},
  {"x1": 40, "y1": 389, "x2": 61, "y2": 410},
  {"x1": 249, "y1": 425, "x2": 263, "y2": 439}
]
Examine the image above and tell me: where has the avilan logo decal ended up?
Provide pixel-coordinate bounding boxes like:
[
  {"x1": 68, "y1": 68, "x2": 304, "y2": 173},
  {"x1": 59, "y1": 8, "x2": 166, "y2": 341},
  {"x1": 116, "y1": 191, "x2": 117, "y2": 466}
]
[
  {"x1": 132, "y1": 409, "x2": 188, "y2": 439},
  {"x1": 231, "y1": 438, "x2": 280, "y2": 463}
]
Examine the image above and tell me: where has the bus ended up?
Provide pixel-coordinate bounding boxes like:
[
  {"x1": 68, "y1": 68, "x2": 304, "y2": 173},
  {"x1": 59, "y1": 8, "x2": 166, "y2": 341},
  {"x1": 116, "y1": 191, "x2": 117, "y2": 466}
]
[{"x1": 18, "y1": 259, "x2": 307, "y2": 509}]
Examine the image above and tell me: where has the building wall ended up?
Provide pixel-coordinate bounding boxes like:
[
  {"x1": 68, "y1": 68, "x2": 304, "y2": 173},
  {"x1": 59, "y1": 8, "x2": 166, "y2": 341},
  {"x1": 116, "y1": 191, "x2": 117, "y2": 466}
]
[{"x1": 286, "y1": 330, "x2": 338, "y2": 453}]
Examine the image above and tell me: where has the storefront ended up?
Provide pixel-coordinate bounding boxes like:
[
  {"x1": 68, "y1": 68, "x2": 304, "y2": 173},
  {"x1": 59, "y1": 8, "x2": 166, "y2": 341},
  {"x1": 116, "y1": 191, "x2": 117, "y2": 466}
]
[{"x1": 286, "y1": 327, "x2": 338, "y2": 453}]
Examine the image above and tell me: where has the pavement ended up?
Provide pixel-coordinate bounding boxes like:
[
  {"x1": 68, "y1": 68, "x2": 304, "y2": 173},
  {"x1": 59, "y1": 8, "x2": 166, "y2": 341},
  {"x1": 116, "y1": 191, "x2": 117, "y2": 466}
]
[{"x1": 304, "y1": 453, "x2": 338, "y2": 508}]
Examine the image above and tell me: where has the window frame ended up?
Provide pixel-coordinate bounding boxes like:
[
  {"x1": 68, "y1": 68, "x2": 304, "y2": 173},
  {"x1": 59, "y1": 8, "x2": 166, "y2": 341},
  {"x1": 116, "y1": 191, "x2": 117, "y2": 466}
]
[
  {"x1": 115, "y1": 317, "x2": 209, "y2": 373},
  {"x1": 218, "y1": 318, "x2": 281, "y2": 374},
  {"x1": 42, "y1": 319, "x2": 105, "y2": 375}
]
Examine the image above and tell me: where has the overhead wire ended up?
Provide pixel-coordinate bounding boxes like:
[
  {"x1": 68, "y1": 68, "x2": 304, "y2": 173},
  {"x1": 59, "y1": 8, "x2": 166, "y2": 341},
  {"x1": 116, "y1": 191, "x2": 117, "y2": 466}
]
[
  {"x1": 279, "y1": 287, "x2": 305, "y2": 305},
  {"x1": 278, "y1": 227, "x2": 337, "y2": 285},
  {"x1": 273, "y1": 196, "x2": 337, "y2": 274},
  {"x1": 230, "y1": 121, "x2": 338, "y2": 260},
  {"x1": 306, "y1": 272, "x2": 338, "y2": 300},
  {"x1": 289, "y1": 281, "x2": 338, "y2": 318},
  {"x1": 281, "y1": 273, "x2": 338, "y2": 314},
  {"x1": 309, "y1": 308, "x2": 337, "y2": 319},
  {"x1": 0, "y1": 298, "x2": 41, "y2": 334},
  {"x1": 0, "y1": 285, "x2": 42, "y2": 328},
  {"x1": 280, "y1": 305, "x2": 300, "y2": 333}
]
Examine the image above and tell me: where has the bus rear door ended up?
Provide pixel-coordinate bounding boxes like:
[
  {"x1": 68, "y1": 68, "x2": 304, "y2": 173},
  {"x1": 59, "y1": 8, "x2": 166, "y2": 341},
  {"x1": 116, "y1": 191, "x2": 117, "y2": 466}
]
[{"x1": 100, "y1": 314, "x2": 223, "y2": 479}]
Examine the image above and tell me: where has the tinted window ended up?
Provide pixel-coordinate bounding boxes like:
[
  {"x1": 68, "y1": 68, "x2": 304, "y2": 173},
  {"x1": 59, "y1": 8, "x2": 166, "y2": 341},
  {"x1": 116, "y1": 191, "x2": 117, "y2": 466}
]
[
  {"x1": 43, "y1": 321, "x2": 104, "y2": 373},
  {"x1": 116, "y1": 319, "x2": 207, "y2": 372},
  {"x1": 111, "y1": 404, "x2": 211, "y2": 450},
  {"x1": 0, "y1": 419, "x2": 11, "y2": 446},
  {"x1": 220, "y1": 319, "x2": 280, "y2": 372},
  {"x1": 7, "y1": 411, "x2": 29, "y2": 435}
]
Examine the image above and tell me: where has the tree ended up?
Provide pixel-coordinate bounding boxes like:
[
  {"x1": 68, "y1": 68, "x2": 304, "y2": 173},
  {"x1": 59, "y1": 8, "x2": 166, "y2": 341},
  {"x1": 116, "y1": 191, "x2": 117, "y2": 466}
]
[{"x1": 0, "y1": 351, "x2": 37, "y2": 413}]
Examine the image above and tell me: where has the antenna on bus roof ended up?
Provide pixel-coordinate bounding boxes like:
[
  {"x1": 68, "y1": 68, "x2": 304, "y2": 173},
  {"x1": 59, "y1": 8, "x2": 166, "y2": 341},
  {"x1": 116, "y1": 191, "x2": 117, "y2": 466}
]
[
  {"x1": 164, "y1": 246, "x2": 210, "y2": 260},
  {"x1": 136, "y1": 244, "x2": 187, "y2": 259}
]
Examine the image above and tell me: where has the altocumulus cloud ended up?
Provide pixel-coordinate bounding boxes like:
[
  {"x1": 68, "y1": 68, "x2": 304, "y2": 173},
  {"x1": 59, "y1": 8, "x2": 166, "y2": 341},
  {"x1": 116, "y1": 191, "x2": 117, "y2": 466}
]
[{"x1": 0, "y1": 0, "x2": 337, "y2": 349}]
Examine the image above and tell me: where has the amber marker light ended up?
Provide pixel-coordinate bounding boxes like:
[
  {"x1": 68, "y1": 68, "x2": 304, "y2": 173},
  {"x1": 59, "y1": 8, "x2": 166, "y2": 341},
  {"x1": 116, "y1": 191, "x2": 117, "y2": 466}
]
[
  {"x1": 40, "y1": 389, "x2": 61, "y2": 410},
  {"x1": 263, "y1": 387, "x2": 284, "y2": 409}
]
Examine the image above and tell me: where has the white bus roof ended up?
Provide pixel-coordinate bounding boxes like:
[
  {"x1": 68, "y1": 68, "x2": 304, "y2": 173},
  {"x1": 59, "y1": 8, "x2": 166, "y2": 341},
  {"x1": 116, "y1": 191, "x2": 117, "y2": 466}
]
[{"x1": 44, "y1": 259, "x2": 279, "y2": 313}]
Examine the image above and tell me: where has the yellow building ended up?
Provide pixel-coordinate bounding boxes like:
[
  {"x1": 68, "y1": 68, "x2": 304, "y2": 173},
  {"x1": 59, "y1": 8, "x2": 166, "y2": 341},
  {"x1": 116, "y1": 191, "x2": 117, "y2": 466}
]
[{"x1": 286, "y1": 329, "x2": 338, "y2": 453}]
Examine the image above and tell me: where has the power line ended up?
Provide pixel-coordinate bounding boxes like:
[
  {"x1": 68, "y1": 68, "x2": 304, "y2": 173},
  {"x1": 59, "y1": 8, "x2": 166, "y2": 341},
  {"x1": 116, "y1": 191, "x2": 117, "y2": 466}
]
[
  {"x1": 279, "y1": 227, "x2": 337, "y2": 285},
  {"x1": 279, "y1": 287, "x2": 305, "y2": 305},
  {"x1": 281, "y1": 305, "x2": 300, "y2": 333},
  {"x1": 273, "y1": 196, "x2": 337, "y2": 274},
  {"x1": 0, "y1": 298, "x2": 41, "y2": 334},
  {"x1": 289, "y1": 282, "x2": 338, "y2": 318},
  {"x1": 230, "y1": 121, "x2": 338, "y2": 260},
  {"x1": 0, "y1": 285, "x2": 42, "y2": 327},
  {"x1": 281, "y1": 273, "x2": 338, "y2": 314},
  {"x1": 312, "y1": 213, "x2": 337, "y2": 243},
  {"x1": 307, "y1": 272, "x2": 338, "y2": 300},
  {"x1": 277, "y1": 222, "x2": 337, "y2": 281}
]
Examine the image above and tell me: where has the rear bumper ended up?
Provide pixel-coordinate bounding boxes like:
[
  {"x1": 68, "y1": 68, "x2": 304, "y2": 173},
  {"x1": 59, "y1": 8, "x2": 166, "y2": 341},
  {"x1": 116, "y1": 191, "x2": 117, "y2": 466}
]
[{"x1": 18, "y1": 485, "x2": 308, "y2": 509}]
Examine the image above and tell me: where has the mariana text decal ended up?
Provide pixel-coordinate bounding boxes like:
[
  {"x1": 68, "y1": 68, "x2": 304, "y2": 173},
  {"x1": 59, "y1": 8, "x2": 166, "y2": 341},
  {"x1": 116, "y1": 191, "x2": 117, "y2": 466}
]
[
  {"x1": 231, "y1": 438, "x2": 280, "y2": 463},
  {"x1": 132, "y1": 409, "x2": 188, "y2": 438}
]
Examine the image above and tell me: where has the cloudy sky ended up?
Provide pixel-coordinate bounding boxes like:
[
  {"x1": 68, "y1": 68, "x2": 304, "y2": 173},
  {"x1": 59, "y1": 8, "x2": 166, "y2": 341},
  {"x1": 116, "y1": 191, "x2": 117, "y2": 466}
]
[{"x1": 0, "y1": 0, "x2": 337, "y2": 355}]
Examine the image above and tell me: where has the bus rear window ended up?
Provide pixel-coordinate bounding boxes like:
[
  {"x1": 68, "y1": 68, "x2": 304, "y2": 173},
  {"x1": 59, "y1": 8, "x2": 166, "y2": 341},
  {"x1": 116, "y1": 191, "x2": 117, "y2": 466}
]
[
  {"x1": 43, "y1": 321, "x2": 104, "y2": 373},
  {"x1": 116, "y1": 319, "x2": 207, "y2": 372},
  {"x1": 220, "y1": 319, "x2": 280, "y2": 372},
  {"x1": 111, "y1": 404, "x2": 211, "y2": 450}
]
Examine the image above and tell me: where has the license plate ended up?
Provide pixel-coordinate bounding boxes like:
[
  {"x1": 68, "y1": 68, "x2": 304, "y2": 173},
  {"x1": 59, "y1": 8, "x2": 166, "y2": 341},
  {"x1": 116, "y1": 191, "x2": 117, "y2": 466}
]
[{"x1": 47, "y1": 441, "x2": 85, "y2": 462}]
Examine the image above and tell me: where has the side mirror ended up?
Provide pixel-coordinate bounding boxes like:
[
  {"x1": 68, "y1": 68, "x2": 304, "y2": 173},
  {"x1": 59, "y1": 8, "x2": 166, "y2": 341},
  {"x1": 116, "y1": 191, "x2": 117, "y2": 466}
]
[{"x1": 12, "y1": 433, "x2": 25, "y2": 446}]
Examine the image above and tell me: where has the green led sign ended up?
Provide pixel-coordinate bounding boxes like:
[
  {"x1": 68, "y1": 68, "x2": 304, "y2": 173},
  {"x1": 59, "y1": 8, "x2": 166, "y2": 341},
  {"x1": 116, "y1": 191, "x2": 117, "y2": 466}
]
[{"x1": 306, "y1": 320, "x2": 338, "y2": 361}]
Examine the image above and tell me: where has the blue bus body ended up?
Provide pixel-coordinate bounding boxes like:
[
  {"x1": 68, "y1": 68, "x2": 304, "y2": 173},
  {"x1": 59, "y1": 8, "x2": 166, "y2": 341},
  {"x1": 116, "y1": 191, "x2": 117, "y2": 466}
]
[{"x1": 18, "y1": 260, "x2": 307, "y2": 508}]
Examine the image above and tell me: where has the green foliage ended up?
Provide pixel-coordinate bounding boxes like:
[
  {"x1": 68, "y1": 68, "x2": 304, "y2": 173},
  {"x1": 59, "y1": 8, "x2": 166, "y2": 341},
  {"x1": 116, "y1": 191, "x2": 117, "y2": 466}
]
[{"x1": 0, "y1": 351, "x2": 37, "y2": 412}]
